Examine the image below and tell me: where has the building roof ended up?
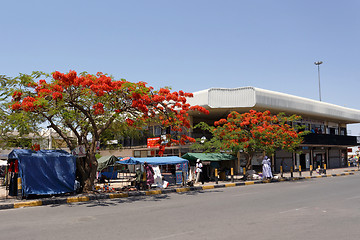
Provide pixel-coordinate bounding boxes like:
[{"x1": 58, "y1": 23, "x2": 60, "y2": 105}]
[{"x1": 187, "y1": 87, "x2": 360, "y2": 124}]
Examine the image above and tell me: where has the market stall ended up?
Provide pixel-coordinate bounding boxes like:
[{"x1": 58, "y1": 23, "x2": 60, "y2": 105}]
[
  {"x1": 117, "y1": 156, "x2": 189, "y2": 185},
  {"x1": 182, "y1": 153, "x2": 236, "y2": 181},
  {"x1": 7, "y1": 149, "x2": 76, "y2": 197}
]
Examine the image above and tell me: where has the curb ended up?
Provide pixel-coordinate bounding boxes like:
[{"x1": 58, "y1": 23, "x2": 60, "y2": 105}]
[{"x1": 0, "y1": 171, "x2": 356, "y2": 211}]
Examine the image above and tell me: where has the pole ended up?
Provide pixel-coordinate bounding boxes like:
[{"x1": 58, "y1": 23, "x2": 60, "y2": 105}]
[
  {"x1": 215, "y1": 168, "x2": 218, "y2": 184},
  {"x1": 231, "y1": 168, "x2": 234, "y2": 182},
  {"x1": 314, "y1": 61, "x2": 323, "y2": 101},
  {"x1": 317, "y1": 64, "x2": 321, "y2": 101},
  {"x1": 17, "y1": 177, "x2": 22, "y2": 199}
]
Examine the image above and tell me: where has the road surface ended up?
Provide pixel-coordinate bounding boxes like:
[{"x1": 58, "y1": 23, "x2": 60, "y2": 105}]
[{"x1": 1, "y1": 174, "x2": 360, "y2": 240}]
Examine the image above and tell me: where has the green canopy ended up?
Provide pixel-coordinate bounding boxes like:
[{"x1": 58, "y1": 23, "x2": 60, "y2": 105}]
[
  {"x1": 97, "y1": 155, "x2": 119, "y2": 171},
  {"x1": 181, "y1": 153, "x2": 236, "y2": 162}
]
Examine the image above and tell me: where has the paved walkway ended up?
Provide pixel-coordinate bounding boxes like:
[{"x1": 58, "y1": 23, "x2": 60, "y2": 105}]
[{"x1": 1, "y1": 167, "x2": 358, "y2": 210}]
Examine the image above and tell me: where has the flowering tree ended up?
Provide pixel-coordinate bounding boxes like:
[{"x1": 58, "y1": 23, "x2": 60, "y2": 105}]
[
  {"x1": 0, "y1": 74, "x2": 42, "y2": 149},
  {"x1": 193, "y1": 110, "x2": 306, "y2": 170},
  {"x1": 9, "y1": 70, "x2": 208, "y2": 191}
]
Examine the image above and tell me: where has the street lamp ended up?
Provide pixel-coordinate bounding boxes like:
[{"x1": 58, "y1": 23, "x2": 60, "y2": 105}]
[{"x1": 314, "y1": 61, "x2": 323, "y2": 101}]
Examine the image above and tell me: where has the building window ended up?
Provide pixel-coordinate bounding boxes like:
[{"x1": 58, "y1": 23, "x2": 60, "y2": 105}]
[
  {"x1": 311, "y1": 124, "x2": 324, "y2": 134},
  {"x1": 340, "y1": 127, "x2": 346, "y2": 136},
  {"x1": 134, "y1": 150, "x2": 141, "y2": 157}
]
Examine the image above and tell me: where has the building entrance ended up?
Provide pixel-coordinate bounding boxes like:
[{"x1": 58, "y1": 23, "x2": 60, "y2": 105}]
[{"x1": 300, "y1": 154, "x2": 306, "y2": 170}]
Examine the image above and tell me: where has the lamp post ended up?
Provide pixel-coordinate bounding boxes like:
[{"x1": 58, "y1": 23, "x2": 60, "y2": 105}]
[{"x1": 314, "y1": 61, "x2": 323, "y2": 101}]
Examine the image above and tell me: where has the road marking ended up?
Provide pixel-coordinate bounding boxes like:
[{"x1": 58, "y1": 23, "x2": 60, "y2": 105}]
[
  {"x1": 346, "y1": 195, "x2": 360, "y2": 200},
  {"x1": 146, "y1": 190, "x2": 162, "y2": 195},
  {"x1": 14, "y1": 200, "x2": 42, "y2": 208},
  {"x1": 279, "y1": 207, "x2": 307, "y2": 214},
  {"x1": 67, "y1": 196, "x2": 89, "y2": 203},
  {"x1": 225, "y1": 183, "x2": 236, "y2": 187},
  {"x1": 176, "y1": 187, "x2": 190, "y2": 193},
  {"x1": 245, "y1": 181, "x2": 255, "y2": 185},
  {"x1": 109, "y1": 193, "x2": 129, "y2": 199},
  {"x1": 152, "y1": 231, "x2": 195, "y2": 239}
]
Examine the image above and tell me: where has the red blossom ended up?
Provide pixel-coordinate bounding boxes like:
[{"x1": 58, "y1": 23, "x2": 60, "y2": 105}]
[
  {"x1": 126, "y1": 119, "x2": 135, "y2": 126},
  {"x1": 30, "y1": 144, "x2": 41, "y2": 151},
  {"x1": 52, "y1": 92, "x2": 63, "y2": 100},
  {"x1": 12, "y1": 91, "x2": 23, "y2": 101},
  {"x1": 11, "y1": 102, "x2": 21, "y2": 110}
]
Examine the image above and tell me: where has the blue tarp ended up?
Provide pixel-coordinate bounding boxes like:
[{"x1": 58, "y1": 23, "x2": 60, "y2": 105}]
[
  {"x1": 117, "y1": 156, "x2": 188, "y2": 165},
  {"x1": 8, "y1": 149, "x2": 76, "y2": 197}
]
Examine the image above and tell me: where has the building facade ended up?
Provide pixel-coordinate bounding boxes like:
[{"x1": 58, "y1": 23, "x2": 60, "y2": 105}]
[{"x1": 186, "y1": 87, "x2": 360, "y2": 173}]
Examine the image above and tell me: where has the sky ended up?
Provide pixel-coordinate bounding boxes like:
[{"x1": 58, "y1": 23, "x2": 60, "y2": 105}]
[{"x1": 1, "y1": 0, "x2": 360, "y2": 133}]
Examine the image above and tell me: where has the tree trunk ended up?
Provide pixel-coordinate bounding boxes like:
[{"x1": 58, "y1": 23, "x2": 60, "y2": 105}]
[
  {"x1": 245, "y1": 152, "x2": 253, "y2": 170},
  {"x1": 83, "y1": 152, "x2": 98, "y2": 192}
]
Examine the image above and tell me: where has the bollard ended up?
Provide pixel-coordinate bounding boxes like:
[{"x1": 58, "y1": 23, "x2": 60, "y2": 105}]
[
  {"x1": 310, "y1": 165, "x2": 313, "y2": 176},
  {"x1": 324, "y1": 164, "x2": 326, "y2": 174},
  {"x1": 231, "y1": 168, "x2": 234, "y2": 182},
  {"x1": 280, "y1": 166, "x2": 283, "y2": 178},
  {"x1": 17, "y1": 177, "x2": 22, "y2": 199},
  {"x1": 215, "y1": 168, "x2": 218, "y2": 184},
  {"x1": 290, "y1": 166, "x2": 293, "y2": 178},
  {"x1": 299, "y1": 165, "x2": 302, "y2": 177}
]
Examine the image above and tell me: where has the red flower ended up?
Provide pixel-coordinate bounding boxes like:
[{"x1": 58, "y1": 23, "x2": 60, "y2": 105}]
[
  {"x1": 126, "y1": 119, "x2": 134, "y2": 126},
  {"x1": 92, "y1": 102, "x2": 104, "y2": 115},
  {"x1": 30, "y1": 144, "x2": 41, "y2": 151},
  {"x1": 12, "y1": 91, "x2": 23, "y2": 101},
  {"x1": 11, "y1": 102, "x2": 21, "y2": 110},
  {"x1": 52, "y1": 92, "x2": 63, "y2": 100}
]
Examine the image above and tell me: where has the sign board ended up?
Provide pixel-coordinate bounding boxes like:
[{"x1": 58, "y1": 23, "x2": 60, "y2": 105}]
[
  {"x1": 176, "y1": 171, "x2": 183, "y2": 184},
  {"x1": 147, "y1": 137, "x2": 161, "y2": 148},
  {"x1": 71, "y1": 145, "x2": 86, "y2": 157}
]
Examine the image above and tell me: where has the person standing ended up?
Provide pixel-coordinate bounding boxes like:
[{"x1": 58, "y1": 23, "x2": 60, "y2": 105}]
[
  {"x1": 262, "y1": 156, "x2": 273, "y2": 179},
  {"x1": 144, "y1": 162, "x2": 154, "y2": 189},
  {"x1": 134, "y1": 167, "x2": 142, "y2": 190},
  {"x1": 195, "y1": 159, "x2": 204, "y2": 184}
]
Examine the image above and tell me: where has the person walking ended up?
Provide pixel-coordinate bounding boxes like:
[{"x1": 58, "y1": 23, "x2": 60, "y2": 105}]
[
  {"x1": 262, "y1": 156, "x2": 273, "y2": 179},
  {"x1": 195, "y1": 159, "x2": 204, "y2": 184}
]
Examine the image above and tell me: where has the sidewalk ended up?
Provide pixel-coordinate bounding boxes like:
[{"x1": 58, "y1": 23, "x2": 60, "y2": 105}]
[{"x1": 1, "y1": 167, "x2": 358, "y2": 210}]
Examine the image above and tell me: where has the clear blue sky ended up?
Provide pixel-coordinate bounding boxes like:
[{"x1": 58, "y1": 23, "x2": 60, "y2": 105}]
[{"x1": 1, "y1": 1, "x2": 360, "y2": 133}]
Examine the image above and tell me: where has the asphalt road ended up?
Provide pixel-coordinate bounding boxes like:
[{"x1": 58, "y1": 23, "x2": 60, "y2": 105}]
[{"x1": 1, "y1": 174, "x2": 360, "y2": 240}]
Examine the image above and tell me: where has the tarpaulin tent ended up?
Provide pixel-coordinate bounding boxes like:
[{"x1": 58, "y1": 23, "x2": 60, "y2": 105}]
[
  {"x1": 97, "y1": 155, "x2": 122, "y2": 180},
  {"x1": 181, "y1": 153, "x2": 236, "y2": 162},
  {"x1": 97, "y1": 155, "x2": 119, "y2": 171},
  {"x1": 182, "y1": 153, "x2": 236, "y2": 180},
  {"x1": 116, "y1": 156, "x2": 188, "y2": 165},
  {"x1": 8, "y1": 149, "x2": 76, "y2": 197},
  {"x1": 117, "y1": 156, "x2": 189, "y2": 185}
]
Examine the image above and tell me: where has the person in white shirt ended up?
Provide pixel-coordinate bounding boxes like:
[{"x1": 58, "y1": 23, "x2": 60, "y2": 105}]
[{"x1": 195, "y1": 159, "x2": 204, "y2": 184}]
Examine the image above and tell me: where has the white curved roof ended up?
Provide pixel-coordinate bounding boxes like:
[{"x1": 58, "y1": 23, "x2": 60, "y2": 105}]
[{"x1": 187, "y1": 87, "x2": 360, "y2": 124}]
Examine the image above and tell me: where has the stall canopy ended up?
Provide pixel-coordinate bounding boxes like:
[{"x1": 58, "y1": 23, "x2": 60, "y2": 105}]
[
  {"x1": 181, "y1": 153, "x2": 236, "y2": 162},
  {"x1": 117, "y1": 156, "x2": 188, "y2": 165},
  {"x1": 97, "y1": 155, "x2": 119, "y2": 172},
  {"x1": 8, "y1": 149, "x2": 76, "y2": 197}
]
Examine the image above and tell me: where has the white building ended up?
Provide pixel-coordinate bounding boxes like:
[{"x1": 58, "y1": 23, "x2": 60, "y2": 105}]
[{"x1": 186, "y1": 87, "x2": 360, "y2": 172}]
